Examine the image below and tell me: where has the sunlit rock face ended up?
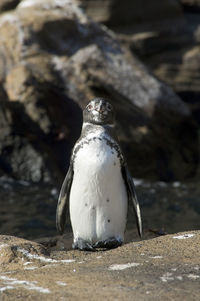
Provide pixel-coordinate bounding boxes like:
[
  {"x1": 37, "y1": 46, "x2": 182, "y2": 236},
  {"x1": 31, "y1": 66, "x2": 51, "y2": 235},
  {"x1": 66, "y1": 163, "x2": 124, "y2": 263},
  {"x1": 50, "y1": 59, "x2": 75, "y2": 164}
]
[
  {"x1": 0, "y1": 0, "x2": 198, "y2": 183},
  {"x1": 0, "y1": 232, "x2": 199, "y2": 300},
  {"x1": 81, "y1": 1, "x2": 200, "y2": 133}
]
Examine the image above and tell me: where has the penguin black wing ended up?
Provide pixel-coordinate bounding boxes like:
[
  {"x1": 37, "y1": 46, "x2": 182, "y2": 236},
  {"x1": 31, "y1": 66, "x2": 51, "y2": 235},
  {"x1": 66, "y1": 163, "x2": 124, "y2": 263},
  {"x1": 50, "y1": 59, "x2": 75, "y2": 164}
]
[
  {"x1": 56, "y1": 162, "x2": 74, "y2": 235},
  {"x1": 122, "y1": 165, "x2": 142, "y2": 238}
]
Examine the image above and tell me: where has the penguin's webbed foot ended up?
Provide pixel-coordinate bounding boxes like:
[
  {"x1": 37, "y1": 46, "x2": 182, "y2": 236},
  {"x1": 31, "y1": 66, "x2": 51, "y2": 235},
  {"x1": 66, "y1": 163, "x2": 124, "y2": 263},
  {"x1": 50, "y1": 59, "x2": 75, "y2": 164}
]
[
  {"x1": 72, "y1": 238, "x2": 96, "y2": 252},
  {"x1": 94, "y1": 237, "x2": 123, "y2": 249}
]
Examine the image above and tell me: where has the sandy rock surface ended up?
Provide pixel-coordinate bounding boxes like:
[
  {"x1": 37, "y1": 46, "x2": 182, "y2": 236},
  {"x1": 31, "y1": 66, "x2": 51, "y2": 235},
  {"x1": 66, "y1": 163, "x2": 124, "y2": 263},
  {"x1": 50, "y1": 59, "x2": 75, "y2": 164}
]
[{"x1": 0, "y1": 231, "x2": 199, "y2": 300}]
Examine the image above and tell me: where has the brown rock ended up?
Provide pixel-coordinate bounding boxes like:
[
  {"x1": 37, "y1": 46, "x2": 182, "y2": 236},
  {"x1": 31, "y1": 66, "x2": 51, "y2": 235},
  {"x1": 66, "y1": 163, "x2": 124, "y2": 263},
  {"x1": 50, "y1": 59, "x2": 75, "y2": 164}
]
[
  {"x1": 102, "y1": 2, "x2": 200, "y2": 143},
  {"x1": 0, "y1": 235, "x2": 48, "y2": 267},
  {"x1": 151, "y1": 46, "x2": 200, "y2": 94},
  {"x1": 0, "y1": 85, "x2": 48, "y2": 181},
  {"x1": 0, "y1": 0, "x2": 198, "y2": 182},
  {"x1": 0, "y1": 231, "x2": 199, "y2": 300},
  {"x1": 143, "y1": 44, "x2": 200, "y2": 125}
]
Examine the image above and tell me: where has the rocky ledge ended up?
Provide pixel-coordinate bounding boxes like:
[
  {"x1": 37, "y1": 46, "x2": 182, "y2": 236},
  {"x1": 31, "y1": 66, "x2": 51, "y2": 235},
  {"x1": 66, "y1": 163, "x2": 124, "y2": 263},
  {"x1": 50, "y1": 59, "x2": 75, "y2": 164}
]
[{"x1": 0, "y1": 231, "x2": 199, "y2": 300}]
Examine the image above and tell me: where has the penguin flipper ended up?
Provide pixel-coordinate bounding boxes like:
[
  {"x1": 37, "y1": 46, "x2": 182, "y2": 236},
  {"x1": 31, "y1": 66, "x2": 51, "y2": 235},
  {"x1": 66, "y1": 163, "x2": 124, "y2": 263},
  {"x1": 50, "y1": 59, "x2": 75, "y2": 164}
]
[
  {"x1": 56, "y1": 162, "x2": 74, "y2": 235},
  {"x1": 122, "y1": 165, "x2": 143, "y2": 238}
]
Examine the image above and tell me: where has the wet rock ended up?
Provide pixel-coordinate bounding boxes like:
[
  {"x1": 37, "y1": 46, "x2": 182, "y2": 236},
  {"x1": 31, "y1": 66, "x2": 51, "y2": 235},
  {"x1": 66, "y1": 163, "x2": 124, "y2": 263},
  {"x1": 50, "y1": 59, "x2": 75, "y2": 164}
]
[
  {"x1": 0, "y1": 0, "x2": 198, "y2": 182},
  {"x1": 0, "y1": 231, "x2": 199, "y2": 300}
]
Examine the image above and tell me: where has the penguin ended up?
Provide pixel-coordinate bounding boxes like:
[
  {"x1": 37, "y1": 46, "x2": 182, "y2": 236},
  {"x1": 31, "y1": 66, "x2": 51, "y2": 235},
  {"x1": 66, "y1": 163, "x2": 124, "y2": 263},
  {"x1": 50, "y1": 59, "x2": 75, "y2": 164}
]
[{"x1": 56, "y1": 98, "x2": 142, "y2": 251}]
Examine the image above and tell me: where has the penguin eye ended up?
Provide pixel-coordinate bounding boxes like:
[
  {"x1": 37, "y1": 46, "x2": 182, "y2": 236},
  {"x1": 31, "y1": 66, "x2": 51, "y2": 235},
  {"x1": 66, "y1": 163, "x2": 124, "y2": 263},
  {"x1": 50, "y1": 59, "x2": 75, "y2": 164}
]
[
  {"x1": 107, "y1": 103, "x2": 112, "y2": 111},
  {"x1": 87, "y1": 104, "x2": 93, "y2": 111}
]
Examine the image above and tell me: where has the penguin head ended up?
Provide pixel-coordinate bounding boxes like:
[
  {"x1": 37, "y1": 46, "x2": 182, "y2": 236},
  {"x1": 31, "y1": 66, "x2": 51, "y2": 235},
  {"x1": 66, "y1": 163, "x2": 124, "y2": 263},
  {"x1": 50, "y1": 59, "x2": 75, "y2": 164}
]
[{"x1": 83, "y1": 98, "x2": 114, "y2": 125}]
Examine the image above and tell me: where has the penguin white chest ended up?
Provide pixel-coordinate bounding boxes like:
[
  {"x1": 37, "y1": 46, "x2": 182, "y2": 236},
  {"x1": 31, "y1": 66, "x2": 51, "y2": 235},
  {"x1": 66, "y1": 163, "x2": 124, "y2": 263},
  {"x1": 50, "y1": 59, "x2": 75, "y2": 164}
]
[{"x1": 70, "y1": 135, "x2": 128, "y2": 244}]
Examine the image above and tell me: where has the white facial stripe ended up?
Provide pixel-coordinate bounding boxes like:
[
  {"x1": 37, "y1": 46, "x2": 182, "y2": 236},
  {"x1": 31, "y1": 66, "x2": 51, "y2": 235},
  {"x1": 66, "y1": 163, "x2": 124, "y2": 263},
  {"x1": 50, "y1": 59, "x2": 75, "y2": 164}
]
[{"x1": 95, "y1": 100, "x2": 103, "y2": 112}]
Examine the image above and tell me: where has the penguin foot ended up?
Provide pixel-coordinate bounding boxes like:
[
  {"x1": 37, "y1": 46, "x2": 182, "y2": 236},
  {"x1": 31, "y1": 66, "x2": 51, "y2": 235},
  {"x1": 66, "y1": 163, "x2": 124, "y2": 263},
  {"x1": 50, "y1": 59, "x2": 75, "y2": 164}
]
[
  {"x1": 94, "y1": 237, "x2": 123, "y2": 249},
  {"x1": 72, "y1": 238, "x2": 96, "y2": 252}
]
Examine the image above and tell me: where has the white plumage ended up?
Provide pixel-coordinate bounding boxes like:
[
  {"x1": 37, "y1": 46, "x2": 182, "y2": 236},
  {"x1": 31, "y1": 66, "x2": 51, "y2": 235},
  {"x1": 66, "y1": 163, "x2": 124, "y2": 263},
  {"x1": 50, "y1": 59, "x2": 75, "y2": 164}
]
[
  {"x1": 56, "y1": 98, "x2": 142, "y2": 250},
  {"x1": 69, "y1": 126, "x2": 128, "y2": 244}
]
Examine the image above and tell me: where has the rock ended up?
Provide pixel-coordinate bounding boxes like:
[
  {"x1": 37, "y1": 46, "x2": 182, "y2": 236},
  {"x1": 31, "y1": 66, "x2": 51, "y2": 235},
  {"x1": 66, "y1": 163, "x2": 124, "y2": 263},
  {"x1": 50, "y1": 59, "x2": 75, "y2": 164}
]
[
  {"x1": 79, "y1": 0, "x2": 189, "y2": 60},
  {"x1": 0, "y1": 0, "x2": 21, "y2": 13},
  {"x1": 79, "y1": 0, "x2": 184, "y2": 29},
  {"x1": 140, "y1": 24, "x2": 200, "y2": 124},
  {"x1": 79, "y1": 0, "x2": 189, "y2": 61},
  {"x1": 0, "y1": 231, "x2": 199, "y2": 299},
  {"x1": 79, "y1": 0, "x2": 200, "y2": 128},
  {"x1": 0, "y1": 86, "x2": 48, "y2": 181},
  {"x1": 180, "y1": 0, "x2": 200, "y2": 10},
  {"x1": 95, "y1": 1, "x2": 200, "y2": 143},
  {"x1": 0, "y1": 235, "x2": 48, "y2": 267},
  {"x1": 149, "y1": 45, "x2": 200, "y2": 122},
  {"x1": 104, "y1": 1, "x2": 200, "y2": 131},
  {"x1": 0, "y1": 0, "x2": 198, "y2": 182},
  {"x1": 181, "y1": 0, "x2": 200, "y2": 4}
]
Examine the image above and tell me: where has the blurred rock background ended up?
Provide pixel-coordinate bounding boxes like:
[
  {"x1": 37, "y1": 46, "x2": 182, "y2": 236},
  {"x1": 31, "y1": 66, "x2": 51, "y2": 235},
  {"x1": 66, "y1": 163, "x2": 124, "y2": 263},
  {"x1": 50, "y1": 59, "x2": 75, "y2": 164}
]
[
  {"x1": 0, "y1": 0, "x2": 199, "y2": 185},
  {"x1": 0, "y1": 0, "x2": 200, "y2": 240}
]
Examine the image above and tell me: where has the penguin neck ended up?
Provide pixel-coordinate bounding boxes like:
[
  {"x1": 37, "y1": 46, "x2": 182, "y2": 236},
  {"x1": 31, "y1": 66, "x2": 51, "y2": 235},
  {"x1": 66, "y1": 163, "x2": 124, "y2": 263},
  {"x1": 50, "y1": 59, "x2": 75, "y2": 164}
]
[{"x1": 81, "y1": 122, "x2": 115, "y2": 139}]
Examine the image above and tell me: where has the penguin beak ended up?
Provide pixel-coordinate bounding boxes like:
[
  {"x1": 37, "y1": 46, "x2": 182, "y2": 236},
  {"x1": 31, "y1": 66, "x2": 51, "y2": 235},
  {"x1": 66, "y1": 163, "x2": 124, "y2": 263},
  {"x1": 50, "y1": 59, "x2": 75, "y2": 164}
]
[
  {"x1": 95, "y1": 106, "x2": 104, "y2": 113},
  {"x1": 95, "y1": 103, "x2": 107, "y2": 115}
]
